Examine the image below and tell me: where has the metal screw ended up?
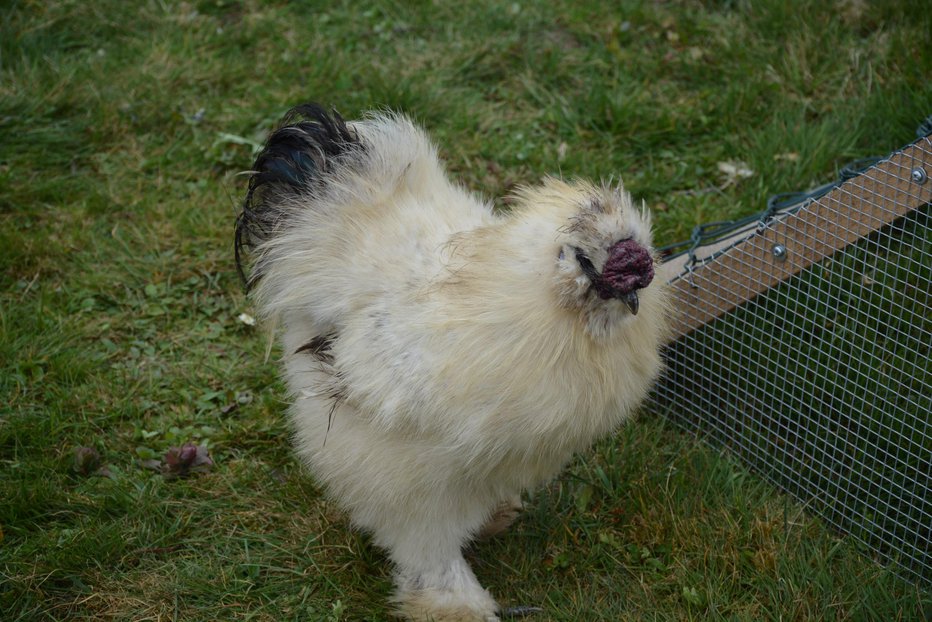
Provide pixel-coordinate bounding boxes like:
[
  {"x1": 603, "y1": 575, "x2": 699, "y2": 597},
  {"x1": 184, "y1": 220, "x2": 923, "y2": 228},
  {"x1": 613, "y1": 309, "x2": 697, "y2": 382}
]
[
  {"x1": 772, "y1": 244, "x2": 788, "y2": 262},
  {"x1": 912, "y1": 167, "x2": 928, "y2": 185}
]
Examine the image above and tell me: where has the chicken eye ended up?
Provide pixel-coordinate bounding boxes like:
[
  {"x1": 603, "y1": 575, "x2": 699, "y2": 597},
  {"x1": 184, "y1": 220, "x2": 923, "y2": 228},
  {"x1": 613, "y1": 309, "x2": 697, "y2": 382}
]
[{"x1": 573, "y1": 247, "x2": 601, "y2": 282}]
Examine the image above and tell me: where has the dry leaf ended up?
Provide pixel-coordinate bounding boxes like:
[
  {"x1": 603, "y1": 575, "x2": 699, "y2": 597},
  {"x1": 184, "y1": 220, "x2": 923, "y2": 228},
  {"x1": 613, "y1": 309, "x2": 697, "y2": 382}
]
[
  {"x1": 73, "y1": 446, "x2": 101, "y2": 475},
  {"x1": 162, "y1": 443, "x2": 213, "y2": 479},
  {"x1": 717, "y1": 160, "x2": 755, "y2": 186}
]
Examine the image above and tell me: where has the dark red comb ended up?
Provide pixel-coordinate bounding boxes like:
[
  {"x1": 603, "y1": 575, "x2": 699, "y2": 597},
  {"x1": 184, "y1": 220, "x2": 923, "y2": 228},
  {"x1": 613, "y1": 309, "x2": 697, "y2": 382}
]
[{"x1": 600, "y1": 239, "x2": 654, "y2": 297}]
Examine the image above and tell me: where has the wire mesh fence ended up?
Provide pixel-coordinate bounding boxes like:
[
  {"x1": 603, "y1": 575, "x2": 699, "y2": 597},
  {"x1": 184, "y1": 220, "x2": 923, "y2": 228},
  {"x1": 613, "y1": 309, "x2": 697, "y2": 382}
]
[{"x1": 650, "y1": 134, "x2": 932, "y2": 584}]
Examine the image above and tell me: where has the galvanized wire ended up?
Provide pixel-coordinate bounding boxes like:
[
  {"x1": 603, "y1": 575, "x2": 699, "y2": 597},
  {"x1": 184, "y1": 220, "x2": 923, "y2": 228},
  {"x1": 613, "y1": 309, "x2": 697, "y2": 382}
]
[{"x1": 650, "y1": 127, "x2": 932, "y2": 585}]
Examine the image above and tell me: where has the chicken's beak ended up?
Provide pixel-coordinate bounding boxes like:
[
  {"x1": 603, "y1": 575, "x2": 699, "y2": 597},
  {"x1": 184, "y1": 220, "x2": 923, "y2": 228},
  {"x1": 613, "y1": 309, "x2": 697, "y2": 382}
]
[{"x1": 620, "y1": 291, "x2": 639, "y2": 315}]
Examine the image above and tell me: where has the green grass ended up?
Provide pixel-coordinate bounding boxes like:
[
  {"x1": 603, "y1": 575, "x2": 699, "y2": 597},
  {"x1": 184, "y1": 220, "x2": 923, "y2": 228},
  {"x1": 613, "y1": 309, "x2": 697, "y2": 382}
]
[{"x1": 1, "y1": 0, "x2": 930, "y2": 619}]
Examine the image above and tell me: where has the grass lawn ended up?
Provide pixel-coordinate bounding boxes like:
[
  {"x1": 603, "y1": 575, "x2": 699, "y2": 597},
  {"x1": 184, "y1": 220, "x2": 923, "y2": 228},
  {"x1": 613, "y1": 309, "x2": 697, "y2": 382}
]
[{"x1": 2, "y1": 0, "x2": 930, "y2": 620}]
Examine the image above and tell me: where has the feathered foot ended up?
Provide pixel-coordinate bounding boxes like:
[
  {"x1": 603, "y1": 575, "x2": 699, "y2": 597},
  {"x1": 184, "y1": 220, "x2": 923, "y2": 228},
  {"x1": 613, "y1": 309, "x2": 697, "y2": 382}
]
[
  {"x1": 392, "y1": 558, "x2": 500, "y2": 622},
  {"x1": 478, "y1": 496, "x2": 524, "y2": 539}
]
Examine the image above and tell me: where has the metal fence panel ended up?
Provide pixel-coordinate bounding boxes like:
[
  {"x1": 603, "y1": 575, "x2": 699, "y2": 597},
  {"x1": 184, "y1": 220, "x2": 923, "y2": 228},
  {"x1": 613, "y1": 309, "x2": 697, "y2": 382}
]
[{"x1": 650, "y1": 136, "x2": 931, "y2": 584}]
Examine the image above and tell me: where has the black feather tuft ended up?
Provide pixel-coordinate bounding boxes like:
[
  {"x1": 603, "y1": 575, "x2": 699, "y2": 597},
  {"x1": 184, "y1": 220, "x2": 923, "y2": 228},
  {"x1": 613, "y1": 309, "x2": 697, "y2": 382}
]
[
  {"x1": 295, "y1": 333, "x2": 335, "y2": 364},
  {"x1": 234, "y1": 103, "x2": 362, "y2": 290}
]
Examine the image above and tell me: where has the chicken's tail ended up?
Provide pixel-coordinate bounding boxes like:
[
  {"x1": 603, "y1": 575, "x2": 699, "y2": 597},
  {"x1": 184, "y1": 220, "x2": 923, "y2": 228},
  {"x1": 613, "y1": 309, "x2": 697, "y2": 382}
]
[{"x1": 234, "y1": 103, "x2": 364, "y2": 290}]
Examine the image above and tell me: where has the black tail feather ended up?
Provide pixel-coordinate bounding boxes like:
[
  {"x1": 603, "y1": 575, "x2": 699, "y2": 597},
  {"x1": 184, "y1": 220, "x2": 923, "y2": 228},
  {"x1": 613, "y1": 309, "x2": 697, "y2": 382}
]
[{"x1": 234, "y1": 103, "x2": 361, "y2": 290}]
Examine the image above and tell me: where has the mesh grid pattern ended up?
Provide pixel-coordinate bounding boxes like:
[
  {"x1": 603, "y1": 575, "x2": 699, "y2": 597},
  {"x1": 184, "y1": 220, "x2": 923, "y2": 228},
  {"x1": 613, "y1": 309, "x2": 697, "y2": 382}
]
[{"x1": 650, "y1": 137, "x2": 931, "y2": 584}]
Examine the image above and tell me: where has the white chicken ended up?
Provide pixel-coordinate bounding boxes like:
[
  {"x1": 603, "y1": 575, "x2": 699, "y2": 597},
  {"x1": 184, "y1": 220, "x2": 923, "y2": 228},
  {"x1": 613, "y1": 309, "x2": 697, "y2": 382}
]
[{"x1": 235, "y1": 104, "x2": 668, "y2": 621}]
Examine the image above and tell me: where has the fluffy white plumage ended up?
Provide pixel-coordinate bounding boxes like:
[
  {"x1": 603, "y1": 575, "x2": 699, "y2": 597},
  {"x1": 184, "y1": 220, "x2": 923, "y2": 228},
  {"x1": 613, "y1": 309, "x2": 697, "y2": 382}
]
[{"x1": 236, "y1": 105, "x2": 669, "y2": 621}]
